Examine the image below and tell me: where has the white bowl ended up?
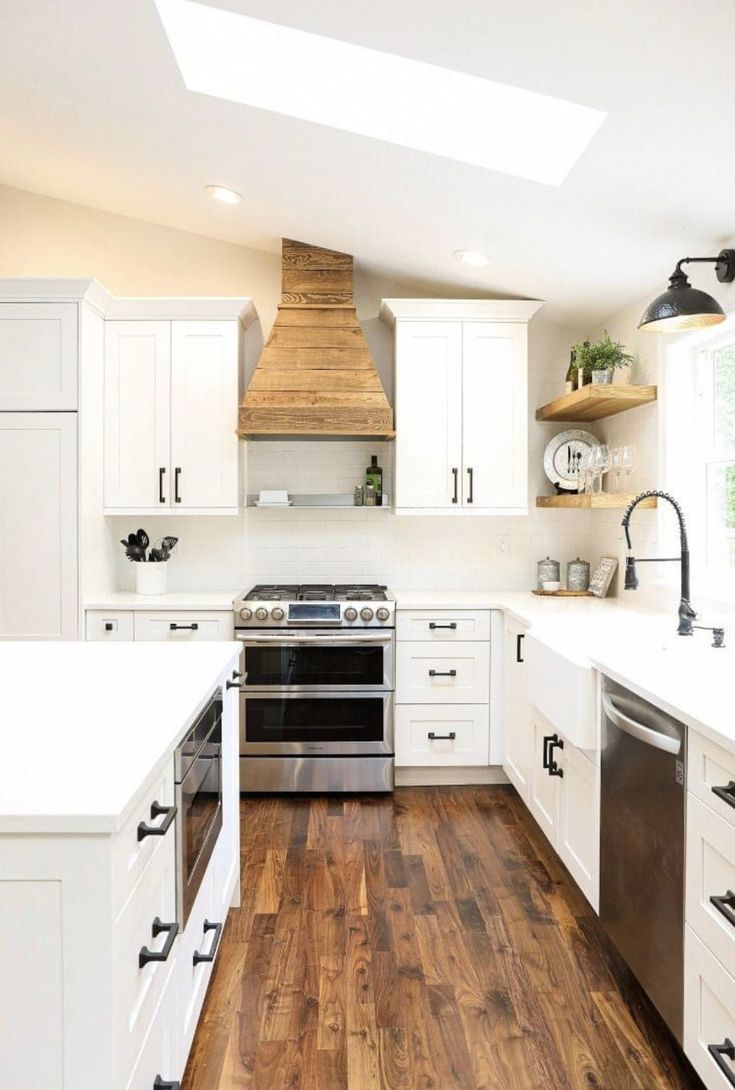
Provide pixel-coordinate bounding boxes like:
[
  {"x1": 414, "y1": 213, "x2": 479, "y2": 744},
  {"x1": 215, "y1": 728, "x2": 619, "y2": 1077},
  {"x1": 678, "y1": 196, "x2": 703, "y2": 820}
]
[{"x1": 542, "y1": 580, "x2": 561, "y2": 592}]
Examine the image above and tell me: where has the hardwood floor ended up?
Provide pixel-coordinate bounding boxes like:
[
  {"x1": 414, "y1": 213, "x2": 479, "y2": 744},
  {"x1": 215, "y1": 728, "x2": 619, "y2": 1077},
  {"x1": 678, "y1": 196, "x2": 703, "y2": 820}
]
[{"x1": 182, "y1": 787, "x2": 702, "y2": 1090}]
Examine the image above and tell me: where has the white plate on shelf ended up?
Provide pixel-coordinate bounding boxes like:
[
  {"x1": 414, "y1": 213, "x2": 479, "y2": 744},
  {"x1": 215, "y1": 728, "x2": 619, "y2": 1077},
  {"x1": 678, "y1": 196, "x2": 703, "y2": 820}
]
[
  {"x1": 543, "y1": 429, "x2": 599, "y2": 489},
  {"x1": 254, "y1": 501, "x2": 292, "y2": 507}
]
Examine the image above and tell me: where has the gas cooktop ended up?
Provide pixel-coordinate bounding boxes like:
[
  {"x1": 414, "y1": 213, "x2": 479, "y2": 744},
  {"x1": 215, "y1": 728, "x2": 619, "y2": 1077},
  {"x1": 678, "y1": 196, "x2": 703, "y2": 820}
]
[{"x1": 233, "y1": 584, "x2": 395, "y2": 627}]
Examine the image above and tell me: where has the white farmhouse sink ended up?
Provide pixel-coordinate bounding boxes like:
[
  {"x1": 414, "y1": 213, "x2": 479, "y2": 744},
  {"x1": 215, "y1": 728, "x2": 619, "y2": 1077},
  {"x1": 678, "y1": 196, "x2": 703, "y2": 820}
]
[{"x1": 525, "y1": 630, "x2": 597, "y2": 751}]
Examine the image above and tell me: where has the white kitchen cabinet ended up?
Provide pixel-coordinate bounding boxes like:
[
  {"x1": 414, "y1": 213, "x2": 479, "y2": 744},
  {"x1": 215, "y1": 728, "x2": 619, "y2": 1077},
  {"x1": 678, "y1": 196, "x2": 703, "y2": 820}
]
[
  {"x1": 0, "y1": 302, "x2": 78, "y2": 410},
  {"x1": 502, "y1": 618, "x2": 531, "y2": 800},
  {"x1": 0, "y1": 413, "x2": 78, "y2": 639},
  {"x1": 685, "y1": 926, "x2": 735, "y2": 1090},
  {"x1": 396, "y1": 640, "x2": 490, "y2": 704},
  {"x1": 381, "y1": 299, "x2": 542, "y2": 515},
  {"x1": 558, "y1": 741, "x2": 599, "y2": 908},
  {"x1": 528, "y1": 709, "x2": 562, "y2": 843},
  {"x1": 104, "y1": 316, "x2": 244, "y2": 514},
  {"x1": 393, "y1": 321, "x2": 462, "y2": 509},
  {"x1": 104, "y1": 321, "x2": 171, "y2": 511},
  {"x1": 461, "y1": 323, "x2": 527, "y2": 510},
  {"x1": 170, "y1": 321, "x2": 239, "y2": 509},
  {"x1": 395, "y1": 704, "x2": 489, "y2": 766},
  {"x1": 687, "y1": 793, "x2": 735, "y2": 980},
  {"x1": 396, "y1": 608, "x2": 491, "y2": 642}
]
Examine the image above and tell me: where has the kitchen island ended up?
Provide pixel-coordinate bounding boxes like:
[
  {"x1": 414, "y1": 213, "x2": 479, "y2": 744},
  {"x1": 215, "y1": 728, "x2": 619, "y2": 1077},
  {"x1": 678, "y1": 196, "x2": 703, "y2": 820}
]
[{"x1": 0, "y1": 640, "x2": 241, "y2": 1090}]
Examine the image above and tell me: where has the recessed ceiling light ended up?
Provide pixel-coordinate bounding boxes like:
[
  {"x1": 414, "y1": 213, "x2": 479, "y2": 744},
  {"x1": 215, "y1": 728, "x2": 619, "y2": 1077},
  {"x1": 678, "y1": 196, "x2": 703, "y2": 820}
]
[
  {"x1": 205, "y1": 184, "x2": 242, "y2": 205},
  {"x1": 156, "y1": 0, "x2": 606, "y2": 186},
  {"x1": 454, "y1": 250, "x2": 491, "y2": 268}
]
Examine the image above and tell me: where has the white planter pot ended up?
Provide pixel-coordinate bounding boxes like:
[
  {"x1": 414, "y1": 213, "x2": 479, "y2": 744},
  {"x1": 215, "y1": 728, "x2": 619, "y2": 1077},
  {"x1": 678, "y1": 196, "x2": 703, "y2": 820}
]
[
  {"x1": 135, "y1": 562, "x2": 168, "y2": 595},
  {"x1": 591, "y1": 369, "x2": 613, "y2": 385}
]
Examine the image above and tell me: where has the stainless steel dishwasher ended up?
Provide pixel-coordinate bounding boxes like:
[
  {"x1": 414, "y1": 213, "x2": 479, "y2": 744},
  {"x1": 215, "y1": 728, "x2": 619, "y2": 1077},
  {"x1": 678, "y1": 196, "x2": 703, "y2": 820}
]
[{"x1": 600, "y1": 676, "x2": 686, "y2": 1043}]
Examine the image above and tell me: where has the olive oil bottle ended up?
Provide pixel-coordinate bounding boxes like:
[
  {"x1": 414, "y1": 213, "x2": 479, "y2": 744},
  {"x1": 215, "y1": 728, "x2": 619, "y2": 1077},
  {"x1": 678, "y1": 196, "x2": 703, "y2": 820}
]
[{"x1": 366, "y1": 454, "x2": 383, "y2": 506}]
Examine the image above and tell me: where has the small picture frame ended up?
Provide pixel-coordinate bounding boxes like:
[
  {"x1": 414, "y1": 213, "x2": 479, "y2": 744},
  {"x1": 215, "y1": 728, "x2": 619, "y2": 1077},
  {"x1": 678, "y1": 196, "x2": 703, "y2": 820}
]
[{"x1": 589, "y1": 556, "x2": 618, "y2": 598}]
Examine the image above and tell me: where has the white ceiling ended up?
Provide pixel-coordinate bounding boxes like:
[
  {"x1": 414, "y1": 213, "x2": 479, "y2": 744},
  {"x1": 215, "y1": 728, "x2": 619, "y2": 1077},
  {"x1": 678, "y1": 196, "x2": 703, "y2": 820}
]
[{"x1": 1, "y1": 0, "x2": 734, "y2": 326}]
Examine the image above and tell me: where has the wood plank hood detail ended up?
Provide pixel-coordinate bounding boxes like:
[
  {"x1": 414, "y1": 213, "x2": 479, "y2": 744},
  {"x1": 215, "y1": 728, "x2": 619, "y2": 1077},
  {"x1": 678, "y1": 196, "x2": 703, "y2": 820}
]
[{"x1": 238, "y1": 239, "x2": 394, "y2": 438}]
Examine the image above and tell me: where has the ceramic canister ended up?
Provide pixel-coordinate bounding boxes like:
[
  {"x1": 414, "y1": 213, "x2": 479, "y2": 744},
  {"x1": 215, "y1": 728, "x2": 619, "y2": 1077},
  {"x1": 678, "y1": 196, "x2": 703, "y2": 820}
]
[
  {"x1": 537, "y1": 556, "x2": 561, "y2": 590},
  {"x1": 567, "y1": 556, "x2": 591, "y2": 592}
]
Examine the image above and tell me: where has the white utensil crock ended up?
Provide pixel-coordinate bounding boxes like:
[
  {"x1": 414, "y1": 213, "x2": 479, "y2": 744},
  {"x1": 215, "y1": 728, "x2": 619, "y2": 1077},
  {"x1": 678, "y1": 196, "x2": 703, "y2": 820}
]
[{"x1": 135, "y1": 563, "x2": 168, "y2": 595}]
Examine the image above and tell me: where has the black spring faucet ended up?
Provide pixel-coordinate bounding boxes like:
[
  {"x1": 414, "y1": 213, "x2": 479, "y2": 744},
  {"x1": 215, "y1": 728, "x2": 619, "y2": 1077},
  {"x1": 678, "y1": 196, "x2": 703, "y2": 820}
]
[{"x1": 621, "y1": 491, "x2": 696, "y2": 636}]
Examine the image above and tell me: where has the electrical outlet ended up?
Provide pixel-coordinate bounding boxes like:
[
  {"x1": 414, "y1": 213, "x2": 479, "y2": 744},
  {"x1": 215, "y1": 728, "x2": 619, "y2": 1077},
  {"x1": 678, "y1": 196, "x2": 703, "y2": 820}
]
[{"x1": 493, "y1": 534, "x2": 510, "y2": 559}]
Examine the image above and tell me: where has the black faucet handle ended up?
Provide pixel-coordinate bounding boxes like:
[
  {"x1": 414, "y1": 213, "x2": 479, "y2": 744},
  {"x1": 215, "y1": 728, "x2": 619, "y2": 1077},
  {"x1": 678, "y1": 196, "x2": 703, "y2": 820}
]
[{"x1": 693, "y1": 624, "x2": 726, "y2": 648}]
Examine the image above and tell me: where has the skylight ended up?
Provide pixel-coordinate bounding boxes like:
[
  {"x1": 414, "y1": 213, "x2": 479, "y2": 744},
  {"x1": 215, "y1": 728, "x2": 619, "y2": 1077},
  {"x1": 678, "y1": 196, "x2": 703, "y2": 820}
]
[{"x1": 154, "y1": 0, "x2": 606, "y2": 186}]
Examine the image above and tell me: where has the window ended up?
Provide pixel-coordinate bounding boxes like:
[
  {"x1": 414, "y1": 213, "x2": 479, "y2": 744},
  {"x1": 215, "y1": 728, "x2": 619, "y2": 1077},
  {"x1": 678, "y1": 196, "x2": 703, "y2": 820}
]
[{"x1": 665, "y1": 315, "x2": 735, "y2": 594}]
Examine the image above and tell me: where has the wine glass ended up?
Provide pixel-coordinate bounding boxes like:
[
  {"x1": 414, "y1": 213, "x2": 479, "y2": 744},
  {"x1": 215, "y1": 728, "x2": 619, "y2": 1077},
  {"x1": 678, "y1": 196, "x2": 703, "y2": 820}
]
[
  {"x1": 618, "y1": 445, "x2": 633, "y2": 491},
  {"x1": 591, "y1": 444, "x2": 610, "y2": 493}
]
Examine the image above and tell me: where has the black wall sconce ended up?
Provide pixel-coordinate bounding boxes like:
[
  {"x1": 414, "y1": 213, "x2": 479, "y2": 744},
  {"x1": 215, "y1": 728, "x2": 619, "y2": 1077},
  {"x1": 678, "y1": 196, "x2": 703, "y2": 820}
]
[{"x1": 639, "y1": 249, "x2": 735, "y2": 333}]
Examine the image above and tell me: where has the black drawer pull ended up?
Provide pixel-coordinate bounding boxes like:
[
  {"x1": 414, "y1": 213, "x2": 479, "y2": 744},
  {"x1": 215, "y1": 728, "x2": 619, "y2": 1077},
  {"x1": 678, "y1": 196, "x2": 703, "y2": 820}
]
[
  {"x1": 708, "y1": 1039, "x2": 735, "y2": 1086},
  {"x1": 193, "y1": 919, "x2": 224, "y2": 965},
  {"x1": 158, "y1": 466, "x2": 166, "y2": 504},
  {"x1": 548, "y1": 735, "x2": 564, "y2": 777},
  {"x1": 429, "y1": 622, "x2": 457, "y2": 630},
  {"x1": 451, "y1": 467, "x2": 458, "y2": 504},
  {"x1": 169, "y1": 622, "x2": 199, "y2": 631},
  {"x1": 467, "y1": 466, "x2": 474, "y2": 504},
  {"x1": 174, "y1": 466, "x2": 182, "y2": 504},
  {"x1": 713, "y1": 781, "x2": 735, "y2": 810},
  {"x1": 542, "y1": 734, "x2": 555, "y2": 770},
  {"x1": 139, "y1": 918, "x2": 179, "y2": 968},
  {"x1": 429, "y1": 669, "x2": 457, "y2": 677},
  {"x1": 428, "y1": 732, "x2": 457, "y2": 741},
  {"x1": 516, "y1": 633, "x2": 524, "y2": 663},
  {"x1": 137, "y1": 801, "x2": 177, "y2": 842},
  {"x1": 154, "y1": 1079, "x2": 180, "y2": 1090},
  {"x1": 226, "y1": 670, "x2": 244, "y2": 690},
  {"x1": 711, "y1": 890, "x2": 735, "y2": 929}
]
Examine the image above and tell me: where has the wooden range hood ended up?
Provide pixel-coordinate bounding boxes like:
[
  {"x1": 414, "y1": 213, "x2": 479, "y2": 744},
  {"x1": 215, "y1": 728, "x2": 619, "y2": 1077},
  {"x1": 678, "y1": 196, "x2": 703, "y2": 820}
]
[{"x1": 238, "y1": 239, "x2": 394, "y2": 438}]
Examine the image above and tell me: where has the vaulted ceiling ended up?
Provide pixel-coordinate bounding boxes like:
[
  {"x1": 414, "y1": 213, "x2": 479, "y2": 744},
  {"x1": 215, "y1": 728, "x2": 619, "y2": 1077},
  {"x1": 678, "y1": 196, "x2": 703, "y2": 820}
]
[{"x1": 1, "y1": 0, "x2": 734, "y2": 325}]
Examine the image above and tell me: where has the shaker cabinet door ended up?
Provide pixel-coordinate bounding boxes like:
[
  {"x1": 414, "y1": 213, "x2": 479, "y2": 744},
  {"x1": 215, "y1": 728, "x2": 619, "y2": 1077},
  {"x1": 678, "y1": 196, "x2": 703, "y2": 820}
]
[
  {"x1": 461, "y1": 322, "x2": 527, "y2": 511},
  {"x1": 170, "y1": 321, "x2": 239, "y2": 509},
  {"x1": 104, "y1": 321, "x2": 171, "y2": 509},
  {"x1": 0, "y1": 413, "x2": 78, "y2": 639},
  {"x1": 394, "y1": 321, "x2": 462, "y2": 510},
  {"x1": 0, "y1": 303, "x2": 78, "y2": 410}
]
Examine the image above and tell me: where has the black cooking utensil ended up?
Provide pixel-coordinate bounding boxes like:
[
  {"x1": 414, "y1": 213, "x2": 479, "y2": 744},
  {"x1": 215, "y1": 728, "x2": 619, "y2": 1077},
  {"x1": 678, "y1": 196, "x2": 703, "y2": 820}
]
[
  {"x1": 136, "y1": 528, "x2": 149, "y2": 551},
  {"x1": 160, "y1": 536, "x2": 178, "y2": 553},
  {"x1": 148, "y1": 547, "x2": 166, "y2": 563}
]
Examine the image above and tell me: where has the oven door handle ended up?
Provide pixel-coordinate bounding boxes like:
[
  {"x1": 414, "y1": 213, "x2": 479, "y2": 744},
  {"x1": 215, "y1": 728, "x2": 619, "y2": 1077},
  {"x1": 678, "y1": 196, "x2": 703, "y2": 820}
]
[{"x1": 237, "y1": 633, "x2": 393, "y2": 645}]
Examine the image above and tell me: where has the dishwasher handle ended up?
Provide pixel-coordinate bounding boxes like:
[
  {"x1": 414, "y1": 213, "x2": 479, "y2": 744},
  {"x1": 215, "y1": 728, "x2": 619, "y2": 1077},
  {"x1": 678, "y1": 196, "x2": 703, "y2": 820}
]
[{"x1": 602, "y1": 693, "x2": 681, "y2": 756}]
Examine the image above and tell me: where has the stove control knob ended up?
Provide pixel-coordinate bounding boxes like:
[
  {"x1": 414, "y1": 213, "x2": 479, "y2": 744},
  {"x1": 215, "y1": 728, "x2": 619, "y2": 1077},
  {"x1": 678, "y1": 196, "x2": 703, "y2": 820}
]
[
  {"x1": 344, "y1": 607, "x2": 358, "y2": 622},
  {"x1": 360, "y1": 607, "x2": 374, "y2": 622},
  {"x1": 238, "y1": 607, "x2": 253, "y2": 621},
  {"x1": 255, "y1": 607, "x2": 269, "y2": 621},
  {"x1": 376, "y1": 607, "x2": 390, "y2": 622},
  {"x1": 271, "y1": 607, "x2": 285, "y2": 621}
]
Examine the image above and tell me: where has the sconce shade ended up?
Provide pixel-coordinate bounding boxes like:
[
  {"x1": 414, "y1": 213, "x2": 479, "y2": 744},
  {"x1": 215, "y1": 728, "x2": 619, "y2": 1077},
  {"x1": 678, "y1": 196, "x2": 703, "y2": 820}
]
[{"x1": 639, "y1": 281, "x2": 726, "y2": 333}]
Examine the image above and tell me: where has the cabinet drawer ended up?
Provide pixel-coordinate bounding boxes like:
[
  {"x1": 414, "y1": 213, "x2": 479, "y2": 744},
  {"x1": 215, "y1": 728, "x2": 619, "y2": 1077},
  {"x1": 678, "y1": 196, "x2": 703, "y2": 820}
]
[
  {"x1": 396, "y1": 609, "x2": 490, "y2": 642},
  {"x1": 395, "y1": 704, "x2": 489, "y2": 766},
  {"x1": 112, "y1": 762, "x2": 176, "y2": 915},
  {"x1": 123, "y1": 962, "x2": 179, "y2": 1090},
  {"x1": 133, "y1": 611, "x2": 234, "y2": 642},
  {"x1": 685, "y1": 926, "x2": 735, "y2": 1090},
  {"x1": 86, "y1": 609, "x2": 135, "y2": 641},
  {"x1": 396, "y1": 640, "x2": 489, "y2": 704},
  {"x1": 114, "y1": 832, "x2": 177, "y2": 1086},
  {"x1": 690, "y1": 733, "x2": 735, "y2": 831},
  {"x1": 173, "y1": 863, "x2": 218, "y2": 1061},
  {"x1": 687, "y1": 794, "x2": 735, "y2": 979}
]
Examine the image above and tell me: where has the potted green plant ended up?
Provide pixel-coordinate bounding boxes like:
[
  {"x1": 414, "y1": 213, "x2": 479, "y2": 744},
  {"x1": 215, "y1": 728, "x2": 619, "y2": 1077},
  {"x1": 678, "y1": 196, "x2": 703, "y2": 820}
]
[{"x1": 572, "y1": 332, "x2": 634, "y2": 385}]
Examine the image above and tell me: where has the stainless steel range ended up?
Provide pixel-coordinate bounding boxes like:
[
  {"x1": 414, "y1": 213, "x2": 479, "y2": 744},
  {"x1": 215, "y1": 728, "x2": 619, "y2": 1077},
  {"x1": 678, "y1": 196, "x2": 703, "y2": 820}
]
[{"x1": 233, "y1": 584, "x2": 395, "y2": 793}]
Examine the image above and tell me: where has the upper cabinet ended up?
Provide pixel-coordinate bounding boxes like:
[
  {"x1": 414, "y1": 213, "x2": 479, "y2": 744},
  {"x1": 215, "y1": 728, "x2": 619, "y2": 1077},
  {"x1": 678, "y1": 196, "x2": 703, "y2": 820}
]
[
  {"x1": 0, "y1": 303, "x2": 78, "y2": 410},
  {"x1": 380, "y1": 299, "x2": 543, "y2": 515},
  {"x1": 103, "y1": 303, "x2": 253, "y2": 515}
]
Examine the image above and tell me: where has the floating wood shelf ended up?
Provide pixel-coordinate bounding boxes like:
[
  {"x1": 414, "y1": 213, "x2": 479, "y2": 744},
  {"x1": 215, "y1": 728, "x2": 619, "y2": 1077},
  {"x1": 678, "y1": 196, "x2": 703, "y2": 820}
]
[
  {"x1": 535, "y1": 384, "x2": 657, "y2": 423},
  {"x1": 536, "y1": 492, "x2": 658, "y2": 510}
]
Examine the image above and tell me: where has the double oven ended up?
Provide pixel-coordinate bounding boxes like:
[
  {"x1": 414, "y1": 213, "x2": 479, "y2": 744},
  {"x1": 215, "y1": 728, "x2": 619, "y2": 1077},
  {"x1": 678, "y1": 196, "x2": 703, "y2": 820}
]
[{"x1": 237, "y1": 615, "x2": 395, "y2": 793}]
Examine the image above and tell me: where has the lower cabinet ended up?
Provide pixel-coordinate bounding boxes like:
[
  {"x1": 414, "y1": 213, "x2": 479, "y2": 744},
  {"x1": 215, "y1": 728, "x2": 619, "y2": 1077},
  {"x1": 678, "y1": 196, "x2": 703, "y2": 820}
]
[
  {"x1": 685, "y1": 927, "x2": 735, "y2": 1090},
  {"x1": 502, "y1": 617, "x2": 531, "y2": 799},
  {"x1": 86, "y1": 609, "x2": 234, "y2": 642},
  {"x1": 395, "y1": 705, "x2": 489, "y2": 766},
  {"x1": 525, "y1": 705, "x2": 599, "y2": 909}
]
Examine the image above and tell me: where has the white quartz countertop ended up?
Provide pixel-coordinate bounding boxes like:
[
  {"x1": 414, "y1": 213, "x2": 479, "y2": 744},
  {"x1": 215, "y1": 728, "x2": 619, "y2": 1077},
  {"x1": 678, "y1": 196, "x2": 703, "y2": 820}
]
[
  {"x1": 0, "y1": 641, "x2": 240, "y2": 834},
  {"x1": 85, "y1": 591, "x2": 238, "y2": 611},
  {"x1": 393, "y1": 588, "x2": 735, "y2": 753}
]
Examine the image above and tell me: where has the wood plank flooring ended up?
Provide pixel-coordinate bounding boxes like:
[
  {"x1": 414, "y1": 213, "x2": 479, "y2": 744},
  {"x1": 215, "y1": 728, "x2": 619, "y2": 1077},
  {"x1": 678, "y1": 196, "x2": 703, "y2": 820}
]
[{"x1": 181, "y1": 787, "x2": 702, "y2": 1090}]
